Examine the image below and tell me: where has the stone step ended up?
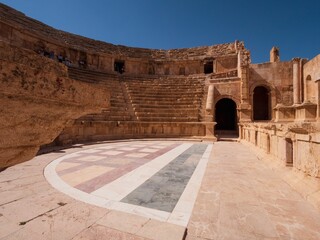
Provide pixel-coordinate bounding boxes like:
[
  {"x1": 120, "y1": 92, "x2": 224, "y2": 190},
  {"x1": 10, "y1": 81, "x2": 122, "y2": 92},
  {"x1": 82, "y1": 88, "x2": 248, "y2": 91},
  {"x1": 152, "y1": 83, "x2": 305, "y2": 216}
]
[
  {"x1": 129, "y1": 95, "x2": 202, "y2": 100},
  {"x1": 132, "y1": 102, "x2": 200, "y2": 107},
  {"x1": 127, "y1": 91, "x2": 203, "y2": 96},
  {"x1": 137, "y1": 116, "x2": 199, "y2": 122},
  {"x1": 131, "y1": 99, "x2": 201, "y2": 104},
  {"x1": 126, "y1": 84, "x2": 203, "y2": 89},
  {"x1": 126, "y1": 80, "x2": 203, "y2": 85},
  {"x1": 81, "y1": 114, "x2": 132, "y2": 121},
  {"x1": 136, "y1": 112, "x2": 199, "y2": 118},
  {"x1": 133, "y1": 107, "x2": 199, "y2": 113}
]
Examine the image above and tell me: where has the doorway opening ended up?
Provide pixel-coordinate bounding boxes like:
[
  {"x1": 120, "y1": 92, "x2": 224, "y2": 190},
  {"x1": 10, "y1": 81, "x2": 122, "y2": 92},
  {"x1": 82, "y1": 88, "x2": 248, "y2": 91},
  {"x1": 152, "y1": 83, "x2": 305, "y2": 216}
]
[
  {"x1": 253, "y1": 86, "x2": 270, "y2": 120},
  {"x1": 114, "y1": 60, "x2": 125, "y2": 74},
  {"x1": 204, "y1": 61, "x2": 213, "y2": 74},
  {"x1": 285, "y1": 138, "x2": 293, "y2": 166},
  {"x1": 215, "y1": 98, "x2": 238, "y2": 138}
]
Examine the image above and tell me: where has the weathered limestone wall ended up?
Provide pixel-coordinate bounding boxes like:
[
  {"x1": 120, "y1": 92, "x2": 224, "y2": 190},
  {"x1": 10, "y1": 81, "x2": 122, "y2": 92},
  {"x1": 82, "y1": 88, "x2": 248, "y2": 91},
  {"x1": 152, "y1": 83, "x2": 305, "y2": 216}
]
[
  {"x1": 304, "y1": 54, "x2": 320, "y2": 82},
  {"x1": 206, "y1": 80, "x2": 241, "y2": 121},
  {"x1": 212, "y1": 81, "x2": 241, "y2": 103},
  {"x1": 0, "y1": 3, "x2": 247, "y2": 153},
  {"x1": 249, "y1": 61, "x2": 294, "y2": 109},
  {"x1": 240, "y1": 122, "x2": 320, "y2": 177},
  {"x1": 56, "y1": 121, "x2": 207, "y2": 145},
  {"x1": 0, "y1": 42, "x2": 110, "y2": 168},
  {"x1": 215, "y1": 55, "x2": 238, "y2": 73},
  {"x1": 303, "y1": 54, "x2": 320, "y2": 118},
  {"x1": 0, "y1": 20, "x2": 238, "y2": 76},
  {"x1": 0, "y1": 4, "x2": 240, "y2": 77},
  {"x1": 240, "y1": 54, "x2": 320, "y2": 180}
]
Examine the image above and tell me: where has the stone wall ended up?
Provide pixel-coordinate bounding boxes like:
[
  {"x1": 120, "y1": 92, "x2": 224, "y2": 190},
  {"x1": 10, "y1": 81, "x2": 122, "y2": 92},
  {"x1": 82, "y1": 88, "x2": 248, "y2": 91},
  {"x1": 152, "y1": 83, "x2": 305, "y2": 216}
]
[
  {"x1": 240, "y1": 122, "x2": 320, "y2": 178},
  {"x1": 0, "y1": 3, "x2": 245, "y2": 154},
  {"x1": 56, "y1": 121, "x2": 208, "y2": 145},
  {"x1": 0, "y1": 3, "x2": 241, "y2": 76},
  {"x1": 303, "y1": 54, "x2": 320, "y2": 118},
  {"x1": 249, "y1": 61, "x2": 294, "y2": 108},
  {"x1": 239, "y1": 53, "x2": 320, "y2": 179},
  {"x1": 0, "y1": 42, "x2": 110, "y2": 168}
]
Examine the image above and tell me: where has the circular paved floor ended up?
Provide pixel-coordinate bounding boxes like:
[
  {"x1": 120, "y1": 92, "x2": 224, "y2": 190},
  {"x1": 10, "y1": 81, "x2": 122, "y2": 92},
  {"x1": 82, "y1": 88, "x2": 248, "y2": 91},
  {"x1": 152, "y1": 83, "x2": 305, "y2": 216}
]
[
  {"x1": 2, "y1": 141, "x2": 320, "y2": 239},
  {"x1": 44, "y1": 140, "x2": 212, "y2": 226}
]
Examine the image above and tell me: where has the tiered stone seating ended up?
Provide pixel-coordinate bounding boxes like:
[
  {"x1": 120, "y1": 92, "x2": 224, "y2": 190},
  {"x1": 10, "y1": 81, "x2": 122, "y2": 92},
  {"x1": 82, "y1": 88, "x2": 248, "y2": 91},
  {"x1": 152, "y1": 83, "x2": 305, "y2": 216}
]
[
  {"x1": 68, "y1": 67, "x2": 133, "y2": 121},
  {"x1": 125, "y1": 77, "x2": 205, "y2": 122}
]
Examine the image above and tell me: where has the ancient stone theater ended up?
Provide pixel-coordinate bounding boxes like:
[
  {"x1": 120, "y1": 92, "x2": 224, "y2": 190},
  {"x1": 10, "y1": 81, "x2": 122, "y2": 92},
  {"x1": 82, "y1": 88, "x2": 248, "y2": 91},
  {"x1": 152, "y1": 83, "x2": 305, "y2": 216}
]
[{"x1": 1, "y1": 3, "x2": 320, "y2": 239}]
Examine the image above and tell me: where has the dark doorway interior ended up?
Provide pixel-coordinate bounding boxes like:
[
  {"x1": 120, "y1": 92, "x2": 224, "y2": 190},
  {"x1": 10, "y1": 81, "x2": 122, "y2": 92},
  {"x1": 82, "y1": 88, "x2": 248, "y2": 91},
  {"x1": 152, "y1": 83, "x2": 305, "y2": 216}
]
[
  {"x1": 253, "y1": 86, "x2": 270, "y2": 120},
  {"x1": 215, "y1": 98, "x2": 237, "y2": 131},
  {"x1": 204, "y1": 61, "x2": 213, "y2": 74},
  {"x1": 114, "y1": 60, "x2": 125, "y2": 74},
  {"x1": 285, "y1": 138, "x2": 293, "y2": 166}
]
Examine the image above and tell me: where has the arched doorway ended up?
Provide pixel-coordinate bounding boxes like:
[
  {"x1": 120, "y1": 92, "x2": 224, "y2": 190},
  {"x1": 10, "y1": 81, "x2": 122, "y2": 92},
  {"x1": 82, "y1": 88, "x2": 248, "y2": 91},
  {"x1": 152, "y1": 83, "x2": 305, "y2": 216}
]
[
  {"x1": 215, "y1": 98, "x2": 238, "y2": 137},
  {"x1": 253, "y1": 86, "x2": 270, "y2": 120}
]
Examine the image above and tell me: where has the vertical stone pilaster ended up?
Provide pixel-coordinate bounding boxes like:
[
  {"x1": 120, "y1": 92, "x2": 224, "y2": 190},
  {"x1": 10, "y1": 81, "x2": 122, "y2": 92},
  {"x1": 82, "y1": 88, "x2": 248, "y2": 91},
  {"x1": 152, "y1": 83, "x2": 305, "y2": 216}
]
[
  {"x1": 292, "y1": 58, "x2": 301, "y2": 104},
  {"x1": 241, "y1": 67, "x2": 249, "y2": 104}
]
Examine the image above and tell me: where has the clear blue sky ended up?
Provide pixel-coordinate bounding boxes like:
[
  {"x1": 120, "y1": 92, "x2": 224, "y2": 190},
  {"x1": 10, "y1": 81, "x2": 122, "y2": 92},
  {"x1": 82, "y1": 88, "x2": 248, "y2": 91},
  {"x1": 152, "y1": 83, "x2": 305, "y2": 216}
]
[{"x1": 1, "y1": 0, "x2": 319, "y2": 63}]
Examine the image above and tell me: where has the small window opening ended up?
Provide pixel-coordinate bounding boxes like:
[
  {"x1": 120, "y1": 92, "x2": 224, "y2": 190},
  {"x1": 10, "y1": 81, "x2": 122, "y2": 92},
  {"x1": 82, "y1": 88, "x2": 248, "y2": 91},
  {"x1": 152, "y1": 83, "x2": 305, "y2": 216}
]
[
  {"x1": 114, "y1": 60, "x2": 125, "y2": 74},
  {"x1": 204, "y1": 61, "x2": 213, "y2": 74},
  {"x1": 165, "y1": 67, "x2": 170, "y2": 75}
]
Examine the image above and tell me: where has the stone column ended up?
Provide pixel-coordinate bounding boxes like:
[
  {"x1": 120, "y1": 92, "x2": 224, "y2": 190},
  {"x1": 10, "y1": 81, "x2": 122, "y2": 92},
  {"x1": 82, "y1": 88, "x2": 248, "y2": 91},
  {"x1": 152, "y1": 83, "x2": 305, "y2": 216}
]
[
  {"x1": 206, "y1": 85, "x2": 214, "y2": 111},
  {"x1": 292, "y1": 58, "x2": 301, "y2": 104},
  {"x1": 204, "y1": 85, "x2": 217, "y2": 141}
]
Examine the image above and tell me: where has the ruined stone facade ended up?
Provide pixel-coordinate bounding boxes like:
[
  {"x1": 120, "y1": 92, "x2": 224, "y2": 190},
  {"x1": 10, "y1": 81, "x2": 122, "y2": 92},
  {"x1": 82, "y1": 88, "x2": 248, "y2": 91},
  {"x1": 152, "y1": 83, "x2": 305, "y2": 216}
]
[{"x1": 0, "y1": 3, "x2": 319, "y2": 181}]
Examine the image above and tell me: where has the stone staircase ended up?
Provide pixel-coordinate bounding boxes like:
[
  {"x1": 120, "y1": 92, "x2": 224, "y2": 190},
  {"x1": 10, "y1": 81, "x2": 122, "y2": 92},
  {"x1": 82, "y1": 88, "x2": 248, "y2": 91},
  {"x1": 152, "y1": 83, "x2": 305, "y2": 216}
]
[
  {"x1": 68, "y1": 67, "x2": 133, "y2": 122},
  {"x1": 124, "y1": 77, "x2": 205, "y2": 122},
  {"x1": 67, "y1": 67, "x2": 206, "y2": 124}
]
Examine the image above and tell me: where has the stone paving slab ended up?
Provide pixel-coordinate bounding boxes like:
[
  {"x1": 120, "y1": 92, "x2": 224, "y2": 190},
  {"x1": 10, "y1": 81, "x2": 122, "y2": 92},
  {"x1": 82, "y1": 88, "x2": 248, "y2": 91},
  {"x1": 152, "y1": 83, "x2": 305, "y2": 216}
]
[{"x1": 186, "y1": 141, "x2": 320, "y2": 240}]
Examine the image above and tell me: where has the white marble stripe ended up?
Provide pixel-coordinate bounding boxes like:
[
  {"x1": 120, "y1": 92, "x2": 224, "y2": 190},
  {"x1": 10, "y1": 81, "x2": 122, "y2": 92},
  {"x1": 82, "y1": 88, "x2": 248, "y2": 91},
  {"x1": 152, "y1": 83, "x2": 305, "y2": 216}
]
[
  {"x1": 91, "y1": 143, "x2": 193, "y2": 200},
  {"x1": 44, "y1": 141, "x2": 213, "y2": 227},
  {"x1": 109, "y1": 201, "x2": 171, "y2": 222}
]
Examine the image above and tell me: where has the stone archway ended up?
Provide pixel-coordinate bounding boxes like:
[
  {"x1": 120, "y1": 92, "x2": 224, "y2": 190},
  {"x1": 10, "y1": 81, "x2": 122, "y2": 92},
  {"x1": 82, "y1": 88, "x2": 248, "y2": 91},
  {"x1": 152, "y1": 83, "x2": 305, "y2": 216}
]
[{"x1": 215, "y1": 98, "x2": 238, "y2": 137}]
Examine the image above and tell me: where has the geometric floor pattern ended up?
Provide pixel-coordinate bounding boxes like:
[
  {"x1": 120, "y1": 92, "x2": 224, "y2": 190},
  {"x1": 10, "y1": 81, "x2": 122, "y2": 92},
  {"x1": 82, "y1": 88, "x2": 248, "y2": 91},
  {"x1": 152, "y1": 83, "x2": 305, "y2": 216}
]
[{"x1": 45, "y1": 141, "x2": 212, "y2": 226}]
